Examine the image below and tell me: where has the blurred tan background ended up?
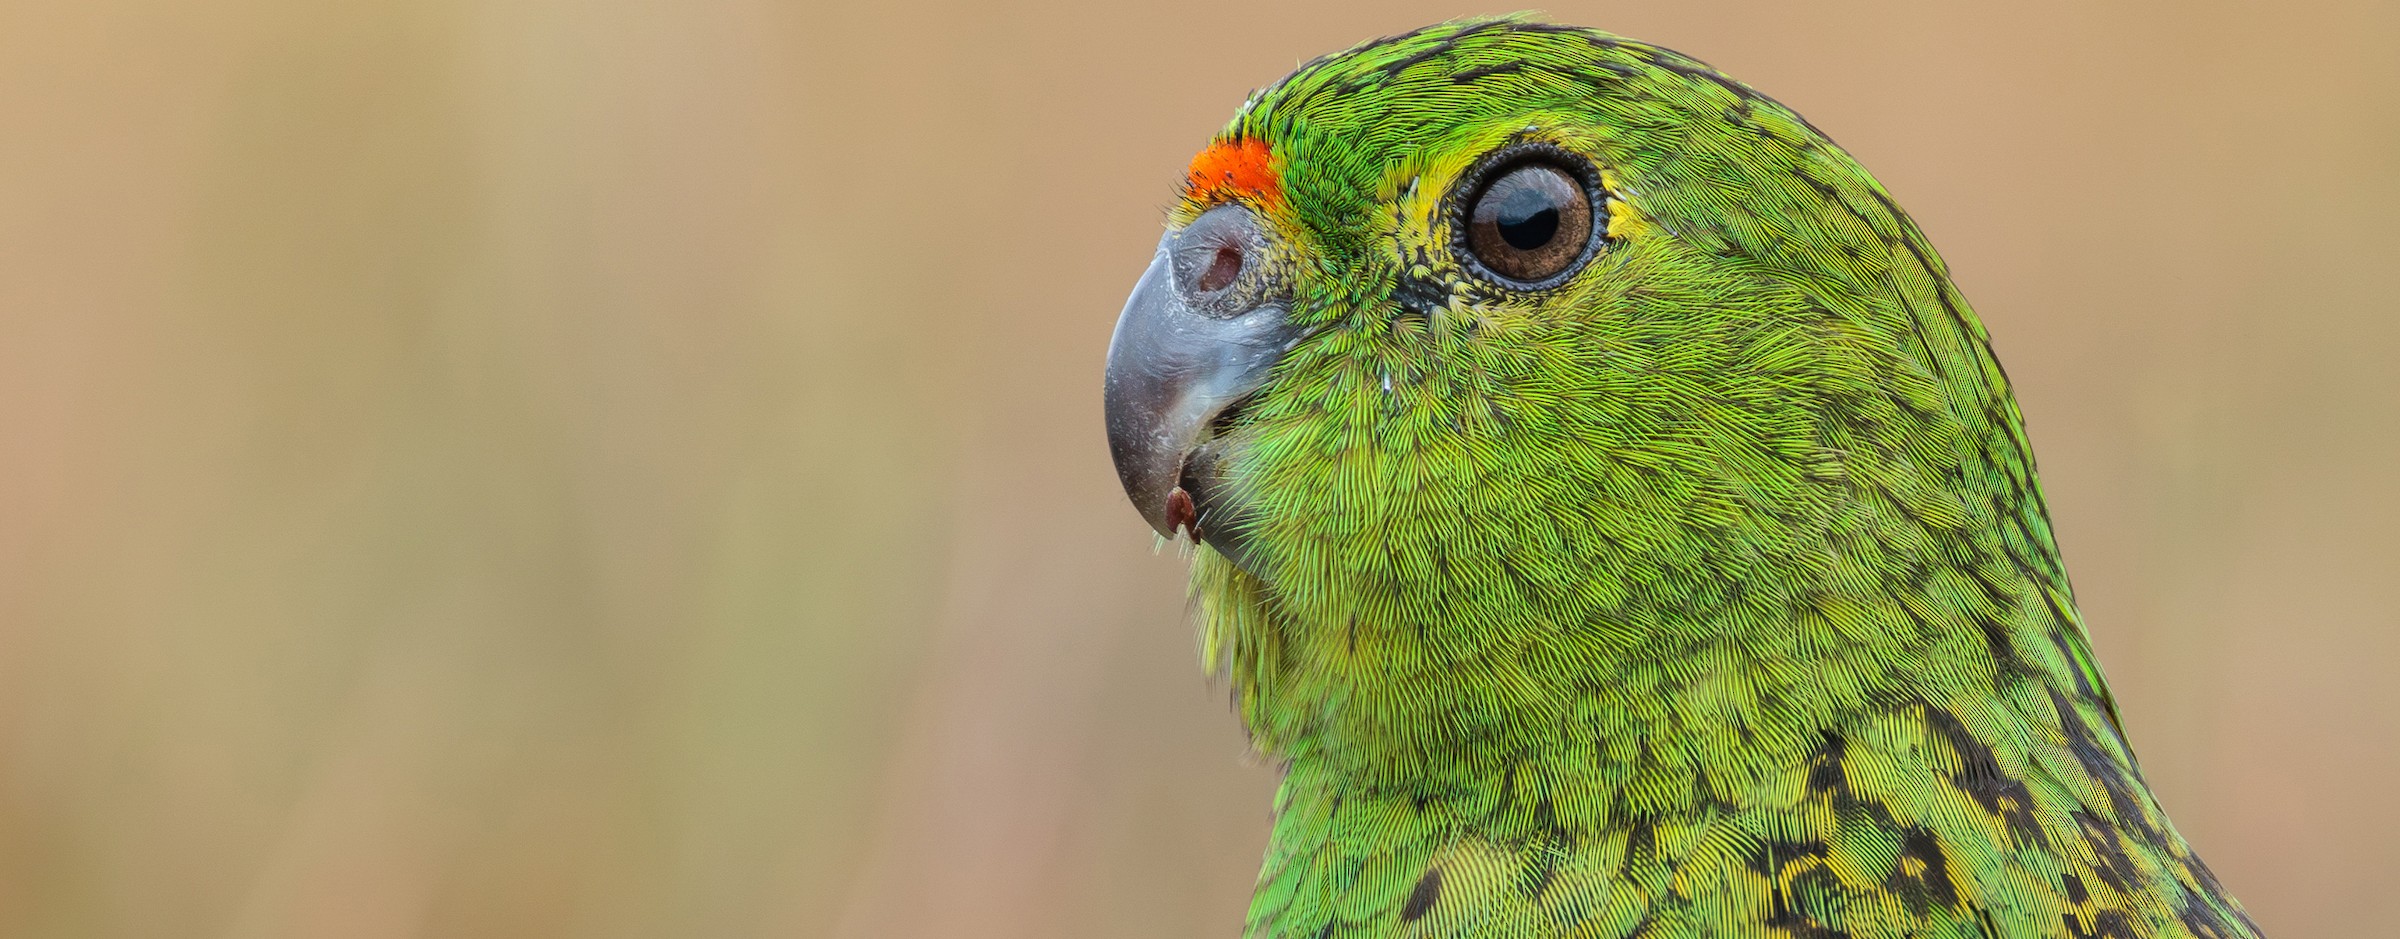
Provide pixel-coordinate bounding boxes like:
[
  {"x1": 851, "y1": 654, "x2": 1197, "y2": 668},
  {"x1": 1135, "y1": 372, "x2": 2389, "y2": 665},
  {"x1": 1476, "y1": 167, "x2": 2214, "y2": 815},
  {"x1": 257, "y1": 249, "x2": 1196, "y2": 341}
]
[{"x1": 0, "y1": 1, "x2": 2392, "y2": 936}]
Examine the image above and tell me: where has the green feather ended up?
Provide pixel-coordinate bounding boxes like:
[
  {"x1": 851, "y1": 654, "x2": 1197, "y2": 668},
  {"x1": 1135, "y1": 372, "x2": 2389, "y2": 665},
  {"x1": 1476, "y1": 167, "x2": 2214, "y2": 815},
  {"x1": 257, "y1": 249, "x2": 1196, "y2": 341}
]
[{"x1": 1173, "y1": 16, "x2": 2258, "y2": 939}]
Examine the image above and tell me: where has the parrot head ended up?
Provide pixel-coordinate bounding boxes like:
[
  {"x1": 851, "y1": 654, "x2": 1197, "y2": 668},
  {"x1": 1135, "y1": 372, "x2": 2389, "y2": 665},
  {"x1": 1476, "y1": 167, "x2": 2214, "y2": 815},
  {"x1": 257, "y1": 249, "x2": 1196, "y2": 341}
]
[
  {"x1": 1108, "y1": 16, "x2": 2001, "y2": 646},
  {"x1": 1104, "y1": 17, "x2": 2048, "y2": 767}
]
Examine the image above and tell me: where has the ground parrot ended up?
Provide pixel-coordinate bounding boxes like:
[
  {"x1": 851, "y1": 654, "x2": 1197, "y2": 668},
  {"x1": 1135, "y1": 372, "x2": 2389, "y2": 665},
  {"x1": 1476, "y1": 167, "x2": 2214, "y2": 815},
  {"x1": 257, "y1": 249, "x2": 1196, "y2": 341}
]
[{"x1": 1102, "y1": 17, "x2": 2260, "y2": 939}]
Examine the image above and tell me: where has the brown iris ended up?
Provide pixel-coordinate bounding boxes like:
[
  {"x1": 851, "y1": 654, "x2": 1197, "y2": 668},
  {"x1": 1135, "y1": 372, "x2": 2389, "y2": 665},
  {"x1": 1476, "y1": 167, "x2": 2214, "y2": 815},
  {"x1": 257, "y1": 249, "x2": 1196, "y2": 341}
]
[{"x1": 1462, "y1": 160, "x2": 1596, "y2": 285}]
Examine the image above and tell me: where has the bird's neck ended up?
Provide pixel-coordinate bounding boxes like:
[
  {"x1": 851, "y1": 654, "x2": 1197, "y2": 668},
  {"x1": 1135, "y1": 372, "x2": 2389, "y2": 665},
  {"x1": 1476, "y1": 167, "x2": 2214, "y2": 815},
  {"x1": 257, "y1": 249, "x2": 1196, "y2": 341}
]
[{"x1": 1194, "y1": 510, "x2": 2085, "y2": 811}]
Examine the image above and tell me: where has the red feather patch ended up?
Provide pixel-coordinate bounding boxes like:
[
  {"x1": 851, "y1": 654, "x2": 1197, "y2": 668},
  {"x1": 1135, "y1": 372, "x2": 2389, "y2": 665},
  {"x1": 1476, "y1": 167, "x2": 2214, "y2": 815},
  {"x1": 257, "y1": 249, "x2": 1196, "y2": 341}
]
[{"x1": 1185, "y1": 137, "x2": 1280, "y2": 208}]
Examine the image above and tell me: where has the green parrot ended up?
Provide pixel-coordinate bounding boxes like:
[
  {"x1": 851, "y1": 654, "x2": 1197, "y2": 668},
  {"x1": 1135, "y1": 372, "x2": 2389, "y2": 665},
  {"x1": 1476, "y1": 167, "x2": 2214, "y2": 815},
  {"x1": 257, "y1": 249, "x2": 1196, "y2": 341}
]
[{"x1": 1102, "y1": 17, "x2": 2260, "y2": 939}]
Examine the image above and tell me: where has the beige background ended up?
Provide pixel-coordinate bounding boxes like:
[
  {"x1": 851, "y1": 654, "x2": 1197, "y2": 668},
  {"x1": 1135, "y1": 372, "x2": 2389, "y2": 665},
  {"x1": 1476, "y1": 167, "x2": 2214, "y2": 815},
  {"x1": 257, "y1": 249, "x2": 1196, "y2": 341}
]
[{"x1": 1, "y1": 1, "x2": 2393, "y2": 937}]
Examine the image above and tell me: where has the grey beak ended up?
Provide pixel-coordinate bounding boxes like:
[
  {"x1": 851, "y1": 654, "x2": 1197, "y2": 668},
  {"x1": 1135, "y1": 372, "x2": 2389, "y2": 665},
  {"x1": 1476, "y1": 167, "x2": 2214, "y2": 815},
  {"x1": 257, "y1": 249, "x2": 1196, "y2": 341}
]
[{"x1": 1102, "y1": 205, "x2": 1299, "y2": 567}]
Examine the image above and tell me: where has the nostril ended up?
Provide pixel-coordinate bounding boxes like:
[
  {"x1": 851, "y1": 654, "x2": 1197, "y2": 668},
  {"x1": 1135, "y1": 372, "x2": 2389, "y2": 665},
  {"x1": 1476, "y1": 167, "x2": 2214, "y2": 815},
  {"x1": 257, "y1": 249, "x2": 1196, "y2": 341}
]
[{"x1": 1194, "y1": 244, "x2": 1243, "y2": 293}]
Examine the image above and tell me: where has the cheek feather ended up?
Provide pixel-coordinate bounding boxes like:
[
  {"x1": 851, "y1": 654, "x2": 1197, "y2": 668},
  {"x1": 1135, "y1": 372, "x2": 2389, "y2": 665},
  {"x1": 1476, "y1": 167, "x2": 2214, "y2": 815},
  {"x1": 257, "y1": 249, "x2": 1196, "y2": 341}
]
[
  {"x1": 1186, "y1": 137, "x2": 1282, "y2": 209},
  {"x1": 1599, "y1": 168, "x2": 1650, "y2": 241}
]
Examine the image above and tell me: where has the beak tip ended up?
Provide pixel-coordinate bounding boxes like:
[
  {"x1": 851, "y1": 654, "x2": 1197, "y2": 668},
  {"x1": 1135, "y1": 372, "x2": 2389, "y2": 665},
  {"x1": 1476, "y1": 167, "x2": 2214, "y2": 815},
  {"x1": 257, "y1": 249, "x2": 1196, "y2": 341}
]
[{"x1": 1165, "y1": 486, "x2": 1198, "y2": 540}]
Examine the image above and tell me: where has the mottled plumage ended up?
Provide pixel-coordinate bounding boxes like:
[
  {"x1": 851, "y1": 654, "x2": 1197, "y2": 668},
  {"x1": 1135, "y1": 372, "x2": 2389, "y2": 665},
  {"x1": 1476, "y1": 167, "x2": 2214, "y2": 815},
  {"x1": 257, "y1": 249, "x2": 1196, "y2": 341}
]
[{"x1": 1107, "y1": 17, "x2": 2259, "y2": 939}]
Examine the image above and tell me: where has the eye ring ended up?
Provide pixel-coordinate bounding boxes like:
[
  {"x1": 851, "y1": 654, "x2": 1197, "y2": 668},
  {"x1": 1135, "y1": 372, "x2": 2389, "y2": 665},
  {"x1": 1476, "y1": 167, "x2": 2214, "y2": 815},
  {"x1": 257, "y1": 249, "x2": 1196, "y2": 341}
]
[{"x1": 1448, "y1": 142, "x2": 1609, "y2": 290}]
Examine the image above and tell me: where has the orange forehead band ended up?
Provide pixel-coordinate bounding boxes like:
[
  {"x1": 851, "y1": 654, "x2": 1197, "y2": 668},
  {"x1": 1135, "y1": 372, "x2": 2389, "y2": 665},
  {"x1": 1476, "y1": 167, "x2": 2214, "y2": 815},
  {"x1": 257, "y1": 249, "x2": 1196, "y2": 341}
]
[{"x1": 1184, "y1": 137, "x2": 1280, "y2": 208}]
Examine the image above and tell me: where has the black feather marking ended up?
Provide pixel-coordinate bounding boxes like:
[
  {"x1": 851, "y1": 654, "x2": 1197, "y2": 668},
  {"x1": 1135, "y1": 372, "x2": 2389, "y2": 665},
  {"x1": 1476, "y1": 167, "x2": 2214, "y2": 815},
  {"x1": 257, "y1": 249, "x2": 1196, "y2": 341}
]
[
  {"x1": 2051, "y1": 687, "x2": 2168, "y2": 852},
  {"x1": 1766, "y1": 858, "x2": 1852, "y2": 939},
  {"x1": 1924, "y1": 705, "x2": 2045, "y2": 847},
  {"x1": 1806, "y1": 730, "x2": 1848, "y2": 796},
  {"x1": 1451, "y1": 61, "x2": 1526, "y2": 83},
  {"x1": 1888, "y1": 827, "x2": 1959, "y2": 912},
  {"x1": 1401, "y1": 867, "x2": 1443, "y2": 921},
  {"x1": 2071, "y1": 810, "x2": 2139, "y2": 894},
  {"x1": 2063, "y1": 909, "x2": 2137, "y2": 939},
  {"x1": 1368, "y1": 18, "x2": 1513, "y2": 88}
]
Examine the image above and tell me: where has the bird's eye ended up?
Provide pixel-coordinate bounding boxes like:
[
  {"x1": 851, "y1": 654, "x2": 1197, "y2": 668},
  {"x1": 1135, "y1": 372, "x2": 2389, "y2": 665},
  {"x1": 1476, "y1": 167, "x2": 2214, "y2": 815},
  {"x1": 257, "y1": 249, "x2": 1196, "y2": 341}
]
[{"x1": 1455, "y1": 149, "x2": 1602, "y2": 288}]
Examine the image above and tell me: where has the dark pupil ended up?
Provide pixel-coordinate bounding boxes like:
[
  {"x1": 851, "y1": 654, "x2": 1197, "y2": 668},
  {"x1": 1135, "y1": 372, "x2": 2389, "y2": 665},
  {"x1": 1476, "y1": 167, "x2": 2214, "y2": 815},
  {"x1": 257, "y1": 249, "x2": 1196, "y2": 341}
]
[
  {"x1": 1495, "y1": 188, "x2": 1560, "y2": 250},
  {"x1": 1462, "y1": 159, "x2": 1594, "y2": 285}
]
